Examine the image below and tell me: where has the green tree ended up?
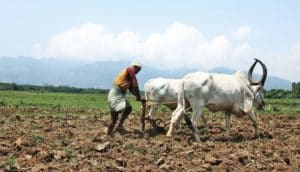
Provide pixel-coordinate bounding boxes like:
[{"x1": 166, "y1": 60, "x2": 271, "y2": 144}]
[
  {"x1": 10, "y1": 83, "x2": 17, "y2": 90},
  {"x1": 292, "y1": 82, "x2": 300, "y2": 98}
]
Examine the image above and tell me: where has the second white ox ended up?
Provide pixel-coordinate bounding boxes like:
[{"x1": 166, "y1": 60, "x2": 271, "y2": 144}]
[
  {"x1": 140, "y1": 78, "x2": 181, "y2": 131},
  {"x1": 142, "y1": 77, "x2": 207, "y2": 130},
  {"x1": 144, "y1": 78, "x2": 181, "y2": 119},
  {"x1": 166, "y1": 59, "x2": 267, "y2": 141}
]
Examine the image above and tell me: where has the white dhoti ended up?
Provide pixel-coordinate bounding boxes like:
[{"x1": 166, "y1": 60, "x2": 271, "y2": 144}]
[{"x1": 107, "y1": 85, "x2": 130, "y2": 112}]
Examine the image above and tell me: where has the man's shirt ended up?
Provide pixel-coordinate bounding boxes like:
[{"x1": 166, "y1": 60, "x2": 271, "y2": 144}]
[{"x1": 114, "y1": 66, "x2": 138, "y2": 93}]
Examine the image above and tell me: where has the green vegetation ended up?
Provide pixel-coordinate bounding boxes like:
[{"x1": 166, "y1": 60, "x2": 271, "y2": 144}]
[
  {"x1": 263, "y1": 98, "x2": 300, "y2": 115},
  {"x1": 264, "y1": 89, "x2": 294, "y2": 98},
  {"x1": 264, "y1": 83, "x2": 300, "y2": 98},
  {"x1": 0, "y1": 81, "x2": 299, "y2": 116},
  {"x1": 0, "y1": 90, "x2": 141, "y2": 113},
  {"x1": 0, "y1": 90, "x2": 299, "y2": 116},
  {"x1": 1, "y1": 81, "x2": 300, "y2": 98},
  {"x1": 0, "y1": 82, "x2": 108, "y2": 94},
  {"x1": 0, "y1": 90, "x2": 104, "y2": 109},
  {"x1": 292, "y1": 82, "x2": 300, "y2": 98}
]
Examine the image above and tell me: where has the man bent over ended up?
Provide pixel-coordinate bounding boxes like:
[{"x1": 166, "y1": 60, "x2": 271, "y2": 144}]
[{"x1": 107, "y1": 62, "x2": 145, "y2": 135}]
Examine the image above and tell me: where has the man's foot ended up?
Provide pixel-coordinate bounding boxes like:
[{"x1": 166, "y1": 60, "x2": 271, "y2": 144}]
[
  {"x1": 107, "y1": 126, "x2": 114, "y2": 136},
  {"x1": 115, "y1": 126, "x2": 128, "y2": 135}
]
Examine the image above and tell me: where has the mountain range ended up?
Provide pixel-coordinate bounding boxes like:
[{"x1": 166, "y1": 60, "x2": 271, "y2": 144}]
[{"x1": 0, "y1": 57, "x2": 292, "y2": 90}]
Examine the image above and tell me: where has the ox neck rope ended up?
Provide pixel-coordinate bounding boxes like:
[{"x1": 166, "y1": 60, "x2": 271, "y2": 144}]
[{"x1": 145, "y1": 99, "x2": 178, "y2": 105}]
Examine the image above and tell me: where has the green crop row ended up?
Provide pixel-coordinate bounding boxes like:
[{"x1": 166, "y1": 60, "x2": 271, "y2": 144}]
[{"x1": 0, "y1": 90, "x2": 141, "y2": 113}]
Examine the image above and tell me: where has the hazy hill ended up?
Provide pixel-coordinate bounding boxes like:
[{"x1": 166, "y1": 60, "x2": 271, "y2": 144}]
[
  {"x1": 209, "y1": 67, "x2": 292, "y2": 90},
  {"x1": 0, "y1": 57, "x2": 292, "y2": 90}
]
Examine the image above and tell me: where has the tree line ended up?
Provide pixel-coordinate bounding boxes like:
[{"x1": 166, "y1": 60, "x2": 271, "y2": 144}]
[
  {"x1": 0, "y1": 82, "x2": 299, "y2": 98},
  {"x1": 0, "y1": 82, "x2": 109, "y2": 94},
  {"x1": 263, "y1": 82, "x2": 299, "y2": 98}
]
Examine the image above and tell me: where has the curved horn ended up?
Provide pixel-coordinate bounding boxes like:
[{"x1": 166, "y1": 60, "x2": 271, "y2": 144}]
[
  {"x1": 248, "y1": 58, "x2": 268, "y2": 86},
  {"x1": 256, "y1": 58, "x2": 267, "y2": 85},
  {"x1": 248, "y1": 60, "x2": 258, "y2": 85}
]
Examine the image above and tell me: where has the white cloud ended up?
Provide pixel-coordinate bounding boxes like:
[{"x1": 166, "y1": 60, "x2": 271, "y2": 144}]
[
  {"x1": 32, "y1": 22, "x2": 299, "y2": 81},
  {"x1": 33, "y1": 22, "x2": 250, "y2": 69},
  {"x1": 234, "y1": 25, "x2": 252, "y2": 40},
  {"x1": 232, "y1": 43, "x2": 251, "y2": 57},
  {"x1": 39, "y1": 22, "x2": 142, "y2": 61}
]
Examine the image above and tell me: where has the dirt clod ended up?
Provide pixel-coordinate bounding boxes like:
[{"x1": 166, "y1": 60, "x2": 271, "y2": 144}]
[{"x1": 95, "y1": 141, "x2": 110, "y2": 152}]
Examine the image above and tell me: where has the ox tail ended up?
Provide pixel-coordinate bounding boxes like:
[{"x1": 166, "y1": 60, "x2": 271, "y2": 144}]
[
  {"x1": 180, "y1": 81, "x2": 194, "y2": 130},
  {"x1": 140, "y1": 100, "x2": 147, "y2": 131},
  {"x1": 144, "y1": 82, "x2": 149, "y2": 101},
  {"x1": 181, "y1": 81, "x2": 187, "y2": 114}
]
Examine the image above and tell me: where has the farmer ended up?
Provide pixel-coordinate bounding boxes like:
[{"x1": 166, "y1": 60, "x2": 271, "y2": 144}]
[{"x1": 107, "y1": 61, "x2": 145, "y2": 135}]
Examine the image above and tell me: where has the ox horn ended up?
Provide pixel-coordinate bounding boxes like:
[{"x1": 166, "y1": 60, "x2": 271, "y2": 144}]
[{"x1": 248, "y1": 58, "x2": 267, "y2": 86}]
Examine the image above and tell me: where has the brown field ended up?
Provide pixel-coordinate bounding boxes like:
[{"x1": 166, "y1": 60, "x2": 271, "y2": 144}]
[{"x1": 0, "y1": 106, "x2": 299, "y2": 171}]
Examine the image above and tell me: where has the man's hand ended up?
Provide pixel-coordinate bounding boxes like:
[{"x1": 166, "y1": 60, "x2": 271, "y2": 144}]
[
  {"x1": 136, "y1": 95, "x2": 146, "y2": 103},
  {"x1": 140, "y1": 97, "x2": 146, "y2": 103}
]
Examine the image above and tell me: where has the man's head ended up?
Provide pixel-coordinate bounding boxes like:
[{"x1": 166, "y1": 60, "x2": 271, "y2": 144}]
[{"x1": 131, "y1": 61, "x2": 142, "y2": 74}]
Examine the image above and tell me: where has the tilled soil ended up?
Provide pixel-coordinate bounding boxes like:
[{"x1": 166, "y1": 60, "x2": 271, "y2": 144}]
[{"x1": 0, "y1": 106, "x2": 299, "y2": 171}]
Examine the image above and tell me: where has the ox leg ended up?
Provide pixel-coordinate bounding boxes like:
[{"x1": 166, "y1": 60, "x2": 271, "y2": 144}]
[
  {"x1": 225, "y1": 112, "x2": 232, "y2": 138},
  {"x1": 148, "y1": 104, "x2": 158, "y2": 120},
  {"x1": 191, "y1": 108, "x2": 203, "y2": 142},
  {"x1": 247, "y1": 111, "x2": 259, "y2": 138},
  {"x1": 147, "y1": 104, "x2": 159, "y2": 128},
  {"x1": 176, "y1": 112, "x2": 186, "y2": 129},
  {"x1": 166, "y1": 105, "x2": 184, "y2": 137},
  {"x1": 201, "y1": 114, "x2": 208, "y2": 131},
  {"x1": 183, "y1": 113, "x2": 208, "y2": 132},
  {"x1": 183, "y1": 113, "x2": 193, "y2": 130}
]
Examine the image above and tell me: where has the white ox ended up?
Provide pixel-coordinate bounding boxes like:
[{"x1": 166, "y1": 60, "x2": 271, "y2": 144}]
[
  {"x1": 144, "y1": 78, "x2": 181, "y2": 119},
  {"x1": 166, "y1": 59, "x2": 267, "y2": 141},
  {"x1": 141, "y1": 77, "x2": 207, "y2": 131}
]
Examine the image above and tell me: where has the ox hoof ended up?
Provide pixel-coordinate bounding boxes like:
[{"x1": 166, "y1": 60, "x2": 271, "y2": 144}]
[
  {"x1": 166, "y1": 133, "x2": 173, "y2": 138},
  {"x1": 194, "y1": 135, "x2": 201, "y2": 142}
]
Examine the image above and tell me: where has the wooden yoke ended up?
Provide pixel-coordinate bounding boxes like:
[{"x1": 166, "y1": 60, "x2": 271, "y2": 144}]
[
  {"x1": 140, "y1": 101, "x2": 147, "y2": 131},
  {"x1": 140, "y1": 101, "x2": 160, "y2": 132}
]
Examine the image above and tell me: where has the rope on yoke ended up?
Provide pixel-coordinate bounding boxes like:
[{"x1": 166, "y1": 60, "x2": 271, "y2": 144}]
[
  {"x1": 143, "y1": 98, "x2": 192, "y2": 112},
  {"x1": 145, "y1": 99, "x2": 178, "y2": 105}
]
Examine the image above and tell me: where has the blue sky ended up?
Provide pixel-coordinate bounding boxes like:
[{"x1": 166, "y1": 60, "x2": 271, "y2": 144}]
[{"x1": 1, "y1": 0, "x2": 300, "y2": 81}]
